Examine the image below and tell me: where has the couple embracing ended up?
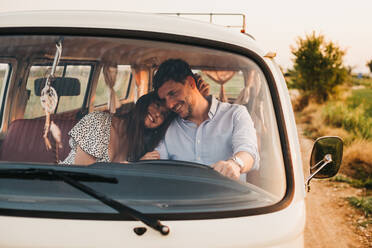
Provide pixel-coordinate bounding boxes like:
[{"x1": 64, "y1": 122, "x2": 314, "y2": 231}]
[{"x1": 61, "y1": 59, "x2": 259, "y2": 181}]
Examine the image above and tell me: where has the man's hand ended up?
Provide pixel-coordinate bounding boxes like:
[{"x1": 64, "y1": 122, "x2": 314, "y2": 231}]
[
  {"x1": 140, "y1": 151, "x2": 160, "y2": 160},
  {"x1": 211, "y1": 160, "x2": 241, "y2": 180}
]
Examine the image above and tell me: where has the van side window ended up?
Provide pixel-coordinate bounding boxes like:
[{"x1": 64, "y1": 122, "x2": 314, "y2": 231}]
[
  {"x1": 24, "y1": 65, "x2": 91, "y2": 119},
  {"x1": 0, "y1": 63, "x2": 11, "y2": 122},
  {"x1": 94, "y1": 65, "x2": 131, "y2": 107},
  {"x1": 193, "y1": 70, "x2": 245, "y2": 102},
  {"x1": 56, "y1": 65, "x2": 90, "y2": 114}
]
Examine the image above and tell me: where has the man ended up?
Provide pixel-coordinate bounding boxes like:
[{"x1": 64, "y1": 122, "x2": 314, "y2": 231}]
[{"x1": 151, "y1": 58, "x2": 259, "y2": 180}]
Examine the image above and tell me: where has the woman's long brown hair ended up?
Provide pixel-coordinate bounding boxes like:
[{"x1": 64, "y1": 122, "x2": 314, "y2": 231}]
[{"x1": 116, "y1": 92, "x2": 175, "y2": 161}]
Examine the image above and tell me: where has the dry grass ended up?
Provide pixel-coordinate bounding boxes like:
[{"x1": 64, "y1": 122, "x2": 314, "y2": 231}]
[
  {"x1": 297, "y1": 101, "x2": 322, "y2": 125},
  {"x1": 341, "y1": 139, "x2": 372, "y2": 180},
  {"x1": 317, "y1": 126, "x2": 353, "y2": 143},
  {"x1": 296, "y1": 101, "x2": 352, "y2": 141},
  {"x1": 330, "y1": 83, "x2": 353, "y2": 101}
]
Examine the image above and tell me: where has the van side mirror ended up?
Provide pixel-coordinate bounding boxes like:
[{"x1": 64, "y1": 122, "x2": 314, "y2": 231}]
[{"x1": 305, "y1": 136, "x2": 343, "y2": 192}]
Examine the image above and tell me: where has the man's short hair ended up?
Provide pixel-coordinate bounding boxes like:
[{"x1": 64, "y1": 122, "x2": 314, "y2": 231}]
[{"x1": 153, "y1": 59, "x2": 195, "y2": 91}]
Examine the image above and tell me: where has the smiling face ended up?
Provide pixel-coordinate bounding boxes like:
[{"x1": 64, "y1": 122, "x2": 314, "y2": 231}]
[
  {"x1": 157, "y1": 78, "x2": 195, "y2": 120},
  {"x1": 143, "y1": 100, "x2": 169, "y2": 129}
]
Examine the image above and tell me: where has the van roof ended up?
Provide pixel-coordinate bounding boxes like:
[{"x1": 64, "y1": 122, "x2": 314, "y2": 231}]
[{"x1": 0, "y1": 10, "x2": 266, "y2": 57}]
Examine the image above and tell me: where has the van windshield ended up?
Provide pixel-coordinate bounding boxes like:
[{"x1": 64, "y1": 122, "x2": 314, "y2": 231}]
[{"x1": 0, "y1": 35, "x2": 286, "y2": 218}]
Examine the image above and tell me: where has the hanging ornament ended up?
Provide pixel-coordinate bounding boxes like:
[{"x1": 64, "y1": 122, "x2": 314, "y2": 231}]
[{"x1": 40, "y1": 77, "x2": 58, "y2": 114}]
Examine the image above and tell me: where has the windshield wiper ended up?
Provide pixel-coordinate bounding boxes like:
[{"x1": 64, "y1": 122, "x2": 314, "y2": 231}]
[
  {"x1": 0, "y1": 168, "x2": 170, "y2": 235},
  {"x1": 0, "y1": 168, "x2": 118, "y2": 183}
]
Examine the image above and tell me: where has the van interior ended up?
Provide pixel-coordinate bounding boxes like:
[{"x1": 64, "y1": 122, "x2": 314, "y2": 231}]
[{"x1": 0, "y1": 35, "x2": 286, "y2": 199}]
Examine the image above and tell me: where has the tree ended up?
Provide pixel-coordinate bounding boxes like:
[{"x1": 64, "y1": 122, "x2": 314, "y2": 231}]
[
  {"x1": 289, "y1": 32, "x2": 347, "y2": 102},
  {"x1": 367, "y1": 59, "x2": 372, "y2": 74}
]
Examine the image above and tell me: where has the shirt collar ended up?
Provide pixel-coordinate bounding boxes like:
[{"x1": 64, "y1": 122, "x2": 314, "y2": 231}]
[{"x1": 207, "y1": 95, "x2": 218, "y2": 119}]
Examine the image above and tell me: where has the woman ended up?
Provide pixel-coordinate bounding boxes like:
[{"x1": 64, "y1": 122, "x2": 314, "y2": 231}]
[
  {"x1": 60, "y1": 74, "x2": 209, "y2": 165},
  {"x1": 60, "y1": 91, "x2": 175, "y2": 165}
]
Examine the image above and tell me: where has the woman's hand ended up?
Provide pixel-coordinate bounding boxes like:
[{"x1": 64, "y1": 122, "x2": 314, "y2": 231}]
[
  {"x1": 195, "y1": 73, "x2": 210, "y2": 97},
  {"x1": 140, "y1": 151, "x2": 160, "y2": 160}
]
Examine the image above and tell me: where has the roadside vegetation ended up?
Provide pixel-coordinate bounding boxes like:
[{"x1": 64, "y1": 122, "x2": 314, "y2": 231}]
[{"x1": 287, "y1": 32, "x2": 372, "y2": 230}]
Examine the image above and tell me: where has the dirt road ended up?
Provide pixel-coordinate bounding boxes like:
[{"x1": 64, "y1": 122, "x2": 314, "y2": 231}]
[{"x1": 299, "y1": 133, "x2": 371, "y2": 247}]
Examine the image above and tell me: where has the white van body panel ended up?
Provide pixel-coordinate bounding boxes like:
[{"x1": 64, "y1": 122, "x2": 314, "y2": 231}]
[
  {"x1": 263, "y1": 57, "x2": 306, "y2": 202},
  {"x1": 0, "y1": 200, "x2": 305, "y2": 248},
  {"x1": 0, "y1": 10, "x2": 266, "y2": 58}
]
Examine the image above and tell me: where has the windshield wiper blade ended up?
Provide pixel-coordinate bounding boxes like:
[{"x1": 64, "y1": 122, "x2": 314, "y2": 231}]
[
  {"x1": 0, "y1": 168, "x2": 170, "y2": 235},
  {"x1": 0, "y1": 168, "x2": 117, "y2": 183}
]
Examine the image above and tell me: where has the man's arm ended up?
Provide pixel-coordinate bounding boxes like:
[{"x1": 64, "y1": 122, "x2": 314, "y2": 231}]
[
  {"x1": 233, "y1": 151, "x2": 255, "y2": 173},
  {"x1": 212, "y1": 106, "x2": 259, "y2": 180},
  {"x1": 211, "y1": 151, "x2": 254, "y2": 180},
  {"x1": 232, "y1": 105, "x2": 259, "y2": 170}
]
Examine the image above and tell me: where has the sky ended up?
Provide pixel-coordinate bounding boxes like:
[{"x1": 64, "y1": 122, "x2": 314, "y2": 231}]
[{"x1": 1, "y1": 0, "x2": 371, "y2": 73}]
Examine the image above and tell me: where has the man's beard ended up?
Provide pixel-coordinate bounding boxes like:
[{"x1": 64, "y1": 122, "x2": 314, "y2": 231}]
[
  {"x1": 182, "y1": 95, "x2": 193, "y2": 120},
  {"x1": 183, "y1": 104, "x2": 193, "y2": 120}
]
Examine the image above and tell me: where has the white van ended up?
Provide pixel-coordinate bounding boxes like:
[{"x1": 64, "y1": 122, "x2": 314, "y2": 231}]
[{"x1": 0, "y1": 10, "x2": 342, "y2": 247}]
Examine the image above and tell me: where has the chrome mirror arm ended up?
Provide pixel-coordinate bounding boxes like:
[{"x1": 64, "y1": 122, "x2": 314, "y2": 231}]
[{"x1": 305, "y1": 154, "x2": 332, "y2": 192}]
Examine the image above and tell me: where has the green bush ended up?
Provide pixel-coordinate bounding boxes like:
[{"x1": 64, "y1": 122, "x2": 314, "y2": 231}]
[
  {"x1": 367, "y1": 59, "x2": 372, "y2": 74},
  {"x1": 289, "y1": 32, "x2": 348, "y2": 102}
]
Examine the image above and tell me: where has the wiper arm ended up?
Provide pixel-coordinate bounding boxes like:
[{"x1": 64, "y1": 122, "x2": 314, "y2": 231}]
[
  {"x1": 0, "y1": 168, "x2": 170, "y2": 235},
  {"x1": 53, "y1": 170, "x2": 170, "y2": 235}
]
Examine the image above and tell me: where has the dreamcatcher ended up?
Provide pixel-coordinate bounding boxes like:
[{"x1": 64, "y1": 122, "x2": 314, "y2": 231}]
[{"x1": 40, "y1": 40, "x2": 63, "y2": 159}]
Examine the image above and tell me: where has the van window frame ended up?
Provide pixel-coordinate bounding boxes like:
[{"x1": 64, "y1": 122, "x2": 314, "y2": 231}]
[
  {"x1": 0, "y1": 60, "x2": 13, "y2": 130},
  {"x1": 0, "y1": 27, "x2": 295, "y2": 220}
]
